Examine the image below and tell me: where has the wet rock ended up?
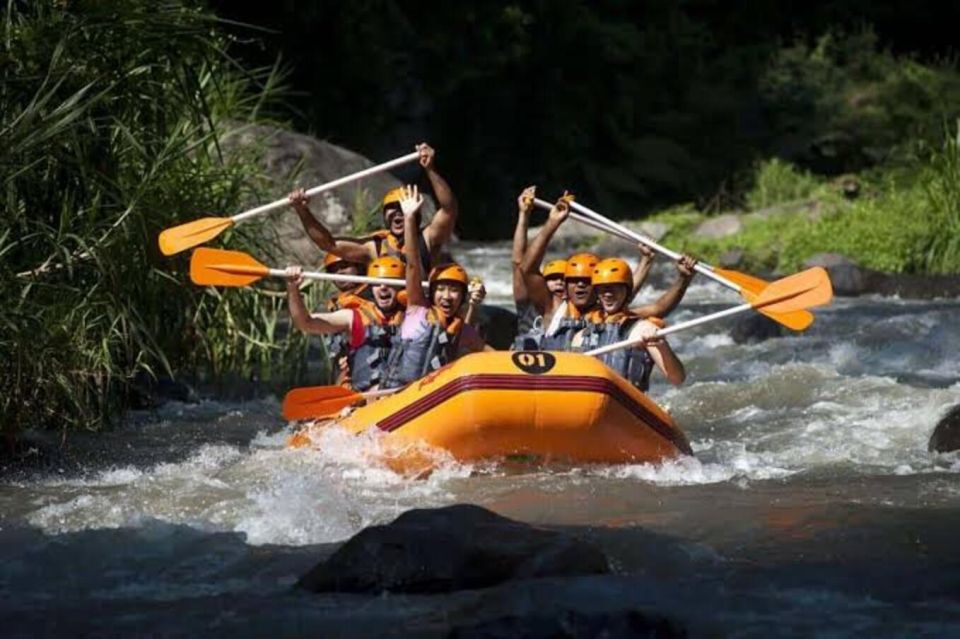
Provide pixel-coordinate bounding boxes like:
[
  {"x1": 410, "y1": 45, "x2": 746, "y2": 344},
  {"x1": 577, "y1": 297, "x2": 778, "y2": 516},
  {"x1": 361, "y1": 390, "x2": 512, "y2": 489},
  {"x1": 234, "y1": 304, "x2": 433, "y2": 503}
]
[
  {"x1": 475, "y1": 305, "x2": 519, "y2": 350},
  {"x1": 860, "y1": 271, "x2": 960, "y2": 299},
  {"x1": 729, "y1": 314, "x2": 787, "y2": 344},
  {"x1": 633, "y1": 221, "x2": 670, "y2": 241},
  {"x1": 447, "y1": 609, "x2": 686, "y2": 639},
  {"x1": 803, "y1": 253, "x2": 864, "y2": 296},
  {"x1": 692, "y1": 214, "x2": 742, "y2": 239},
  {"x1": 298, "y1": 504, "x2": 610, "y2": 594},
  {"x1": 221, "y1": 125, "x2": 435, "y2": 265},
  {"x1": 928, "y1": 404, "x2": 960, "y2": 453},
  {"x1": 129, "y1": 374, "x2": 198, "y2": 409}
]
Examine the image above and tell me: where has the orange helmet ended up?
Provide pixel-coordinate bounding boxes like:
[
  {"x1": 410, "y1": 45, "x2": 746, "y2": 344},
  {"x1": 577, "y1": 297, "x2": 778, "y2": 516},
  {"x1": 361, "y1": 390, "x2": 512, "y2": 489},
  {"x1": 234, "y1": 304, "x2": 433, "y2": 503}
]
[
  {"x1": 382, "y1": 187, "x2": 404, "y2": 209},
  {"x1": 367, "y1": 256, "x2": 405, "y2": 280},
  {"x1": 592, "y1": 258, "x2": 632, "y2": 286},
  {"x1": 564, "y1": 253, "x2": 600, "y2": 279},
  {"x1": 429, "y1": 262, "x2": 469, "y2": 287},
  {"x1": 542, "y1": 259, "x2": 567, "y2": 279},
  {"x1": 323, "y1": 252, "x2": 347, "y2": 271}
]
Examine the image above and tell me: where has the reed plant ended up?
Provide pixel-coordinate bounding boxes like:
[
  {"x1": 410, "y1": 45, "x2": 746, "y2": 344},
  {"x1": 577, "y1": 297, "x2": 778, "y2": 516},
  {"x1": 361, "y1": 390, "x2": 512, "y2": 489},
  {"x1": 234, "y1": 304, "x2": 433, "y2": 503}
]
[{"x1": 0, "y1": 1, "x2": 309, "y2": 440}]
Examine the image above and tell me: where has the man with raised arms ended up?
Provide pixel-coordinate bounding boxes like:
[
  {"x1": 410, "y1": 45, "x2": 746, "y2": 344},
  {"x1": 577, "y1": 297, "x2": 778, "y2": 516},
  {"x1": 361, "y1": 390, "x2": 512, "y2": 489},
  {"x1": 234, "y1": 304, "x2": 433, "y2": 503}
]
[{"x1": 287, "y1": 143, "x2": 458, "y2": 275}]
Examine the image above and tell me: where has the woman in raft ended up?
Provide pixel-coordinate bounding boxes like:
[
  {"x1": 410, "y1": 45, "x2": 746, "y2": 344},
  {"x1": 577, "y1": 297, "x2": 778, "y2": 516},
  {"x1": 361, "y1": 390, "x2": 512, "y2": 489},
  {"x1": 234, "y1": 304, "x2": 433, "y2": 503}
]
[
  {"x1": 573, "y1": 258, "x2": 687, "y2": 391},
  {"x1": 380, "y1": 185, "x2": 490, "y2": 389},
  {"x1": 284, "y1": 256, "x2": 408, "y2": 391}
]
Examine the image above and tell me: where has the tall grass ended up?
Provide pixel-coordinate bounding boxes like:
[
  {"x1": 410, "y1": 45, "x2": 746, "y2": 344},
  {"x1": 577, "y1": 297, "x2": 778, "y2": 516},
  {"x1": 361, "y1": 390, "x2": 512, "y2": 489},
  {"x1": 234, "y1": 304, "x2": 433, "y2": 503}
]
[
  {"x1": 920, "y1": 124, "x2": 960, "y2": 272},
  {"x1": 0, "y1": 1, "x2": 310, "y2": 439}
]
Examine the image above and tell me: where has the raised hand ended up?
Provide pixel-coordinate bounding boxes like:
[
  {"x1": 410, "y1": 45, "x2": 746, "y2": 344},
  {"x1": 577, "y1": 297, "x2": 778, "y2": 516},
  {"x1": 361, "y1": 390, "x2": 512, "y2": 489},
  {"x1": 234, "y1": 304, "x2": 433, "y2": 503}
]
[
  {"x1": 284, "y1": 265, "x2": 304, "y2": 287},
  {"x1": 416, "y1": 143, "x2": 436, "y2": 170},
  {"x1": 518, "y1": 185, "x2": 536, "y2": 215},
  {"x1": 288, "y1": 187, "x2": 310, "y2": 211},
  {"x1": 677, "y1": 255, "x2": 698, "y2": 279},
  {"x1": 400, "y1": 184, "x2": 424, "y2": 219},
  {"x1": 637, "y1": 242, "x2": 654, "y2": 260},
  {"x1": 468, "y1": 278, "x2": 486, "y2": 305},
  {"x1": 548, "y1": 195, "x2": 571, "y2": 225}
]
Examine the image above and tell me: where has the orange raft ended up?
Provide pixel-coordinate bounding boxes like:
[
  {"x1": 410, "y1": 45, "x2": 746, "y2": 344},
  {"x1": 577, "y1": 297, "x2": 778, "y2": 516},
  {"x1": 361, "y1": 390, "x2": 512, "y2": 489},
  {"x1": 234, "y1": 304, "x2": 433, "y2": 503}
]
[{"x1": 288, "y1": 351, "x2": 692, "y2": 468}]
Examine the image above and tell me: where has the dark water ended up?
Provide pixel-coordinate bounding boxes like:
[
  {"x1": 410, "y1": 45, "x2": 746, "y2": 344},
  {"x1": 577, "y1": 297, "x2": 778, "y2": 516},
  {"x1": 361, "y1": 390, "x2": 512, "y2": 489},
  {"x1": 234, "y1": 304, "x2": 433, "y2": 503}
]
[{"x1": 2, "y1": 244, "x2": 958, "y2": 637}]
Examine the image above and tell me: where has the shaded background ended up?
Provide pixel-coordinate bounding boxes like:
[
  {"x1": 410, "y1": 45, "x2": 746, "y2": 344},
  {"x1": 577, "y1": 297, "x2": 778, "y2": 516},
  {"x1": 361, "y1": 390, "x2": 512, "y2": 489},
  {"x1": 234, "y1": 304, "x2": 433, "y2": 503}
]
[{"x1": 210, "y1": 0, "x2": 960, "y2": 237}]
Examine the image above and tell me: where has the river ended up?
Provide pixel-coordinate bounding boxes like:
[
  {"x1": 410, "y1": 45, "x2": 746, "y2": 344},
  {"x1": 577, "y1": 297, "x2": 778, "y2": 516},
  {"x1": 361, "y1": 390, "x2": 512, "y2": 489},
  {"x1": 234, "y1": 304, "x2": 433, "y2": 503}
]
[{"x1": 1, "y1": 241, "x2": 958, "y2": 637}]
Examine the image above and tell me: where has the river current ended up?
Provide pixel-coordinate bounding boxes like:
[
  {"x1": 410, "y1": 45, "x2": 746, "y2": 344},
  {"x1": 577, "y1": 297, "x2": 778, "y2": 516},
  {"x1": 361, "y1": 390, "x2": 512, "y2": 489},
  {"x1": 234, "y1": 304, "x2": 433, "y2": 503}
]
[{"x1": 2, "y1": 241, "x2": 958, "y2": 637}]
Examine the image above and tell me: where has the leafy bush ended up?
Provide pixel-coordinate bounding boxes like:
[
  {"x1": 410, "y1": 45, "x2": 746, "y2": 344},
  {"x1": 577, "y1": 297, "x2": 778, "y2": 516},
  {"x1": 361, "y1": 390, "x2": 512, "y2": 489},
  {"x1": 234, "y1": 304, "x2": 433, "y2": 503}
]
[
  {"x1": 744, "y1": 159, "x2": 821, "y2": 210},
  {"x1": 0, "y1": 1, "x2": 310, "y2": 437}
]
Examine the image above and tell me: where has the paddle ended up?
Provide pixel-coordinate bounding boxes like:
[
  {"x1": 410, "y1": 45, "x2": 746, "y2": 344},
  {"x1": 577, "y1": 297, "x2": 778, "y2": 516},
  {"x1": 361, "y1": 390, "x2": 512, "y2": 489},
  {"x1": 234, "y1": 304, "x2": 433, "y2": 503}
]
[
  {"x1": 189, "y1": 247, "x2": 428, "y2": 288},
  {"x1": 533, "y1": 197, "x2": 813, "y2": 331},
  {"x1": 585, "y1": 267, "x2": 832, "y2": 357},
  {"x1": 159, "y1": 151, "x2": 420, "y2": 255},
  {"x1": 282, "y1": 385, "x2": 400, "y2": 421}
]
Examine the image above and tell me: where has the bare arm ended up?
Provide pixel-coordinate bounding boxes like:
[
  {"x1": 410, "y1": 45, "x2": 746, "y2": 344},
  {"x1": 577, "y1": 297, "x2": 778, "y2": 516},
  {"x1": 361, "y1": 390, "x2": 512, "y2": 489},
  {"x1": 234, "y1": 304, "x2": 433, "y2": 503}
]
[
  {"x1": 629, "y1": 321, "x2": 685, "y2": 385},
  {"x1": 285, "y1": 268, "x2": 354, "y2": 335},
  {"x1": 418, "y1": 144, "x2": 459, "y2": 255},
  {"x1": 289, "y1": 188, "x2": 376, "y2": 263},
  {"x1": 519, "y1": 196, "x2": 570, "y2": 314},
  {"x1": 463, "y1": 279, "x2": 486, "y2": 326},
  {"x1": 401, "y1": 185, "x2": 429, "y2": 308},
  {"x1": 631, "y1": 255, "x2": 696, "y2": 319},
  {"x1": 512, "y1": 186, "x2": 536, "y2": 307},
  {"x1": 630, "y1": 244, "x2": 655, "y2": 301}
]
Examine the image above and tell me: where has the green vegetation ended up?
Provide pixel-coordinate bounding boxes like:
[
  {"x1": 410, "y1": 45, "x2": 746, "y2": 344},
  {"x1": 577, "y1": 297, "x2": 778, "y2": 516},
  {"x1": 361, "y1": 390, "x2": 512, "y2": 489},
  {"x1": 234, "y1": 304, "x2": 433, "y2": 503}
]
[
  {"x1": 651, "y1": 129, "x2": 960, "y2": 274},
  {"x1": 0, "y1": 1, "x2": 319, "y2": 439}
]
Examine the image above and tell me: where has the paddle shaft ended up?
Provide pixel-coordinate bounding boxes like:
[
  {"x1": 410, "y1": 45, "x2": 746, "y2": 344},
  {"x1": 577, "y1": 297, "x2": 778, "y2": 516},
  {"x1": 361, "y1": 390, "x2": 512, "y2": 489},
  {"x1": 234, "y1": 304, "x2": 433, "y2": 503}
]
[
  {"x1": 231, "y1": 152, "x2": 420, "y2": 223},
  {"x1": 584, "y1": 302, "x2": 752, "y2": 357},
  {"x1": 213, "y1": 263, "x2": 427, "y2": 287},
  {"x1": 565, "y1": 200, "x2": 742, "y2": 292},
  {"x1": 532, "y1": 198, "x2": 636, "y2": 243}
]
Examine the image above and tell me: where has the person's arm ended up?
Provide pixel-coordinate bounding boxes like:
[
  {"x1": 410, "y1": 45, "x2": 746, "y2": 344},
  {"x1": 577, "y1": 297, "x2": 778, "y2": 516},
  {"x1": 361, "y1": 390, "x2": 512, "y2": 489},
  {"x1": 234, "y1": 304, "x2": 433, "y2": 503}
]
[
  {"x1": 288, "y1": 188, "x2": 376, "y2": 263},
  {"x1": 400, "y1": 185, "x2": 429, "y2": 308},
  {"x1": 512, "y1": 186, "x2": 536, "y2": 307},
  {"x1": 631, "y1": 255, "x2": 697, "y2": 319},
  {"x1": 520, "y1": 196, "x2": 570, "y2": 314},
  {"x1": 285, "y1": 267, "x2": 354, "y2": 335},
  {"x1": 418, "y1": 144, "x2": 459, "y2": 256},
  {"x1": 463, "y1": 279, "x2": 486, "y2": 326},
  {"x1": 630, "y1": 243, "x2": 655, "y2": 301},
  {"x1": 629, "y1": 321, "x2": 686, "y2": 385}
]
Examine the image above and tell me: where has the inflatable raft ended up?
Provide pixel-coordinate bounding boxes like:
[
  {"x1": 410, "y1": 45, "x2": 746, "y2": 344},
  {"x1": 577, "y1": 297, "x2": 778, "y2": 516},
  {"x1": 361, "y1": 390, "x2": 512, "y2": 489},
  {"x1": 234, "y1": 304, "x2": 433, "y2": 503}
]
[{"x1": 288, "y1": 351, "x2": 692, "y2": 472}]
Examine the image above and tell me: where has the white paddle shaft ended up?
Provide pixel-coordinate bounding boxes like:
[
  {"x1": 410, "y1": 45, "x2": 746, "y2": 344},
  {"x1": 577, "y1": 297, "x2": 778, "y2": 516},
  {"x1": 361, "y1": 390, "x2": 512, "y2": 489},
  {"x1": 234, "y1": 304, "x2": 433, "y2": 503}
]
[
  {"x1": 584, "y1": 303, "x2": 752, "y2": 356},
  {"x1": 232, "y1": 151, "x2": 420, "y2": 222},
  {"x1": 265, "y1": 268, "x2": 427, "y2": 287}
]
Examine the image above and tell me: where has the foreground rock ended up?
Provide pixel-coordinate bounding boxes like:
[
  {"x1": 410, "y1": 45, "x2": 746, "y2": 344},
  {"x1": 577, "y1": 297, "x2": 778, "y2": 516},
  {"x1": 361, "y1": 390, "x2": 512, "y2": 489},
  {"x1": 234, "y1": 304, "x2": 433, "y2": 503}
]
[
  {"x1": 929, "y1": 404, "x2": 960, "y2": 453},
  {"x1": 298, "y1": 504, "x2": 610, "y2": 594},
  {"x1": 803, "y1": 253, "x2": 865, "y2": 296},
  {"x1": 729, "y1": 314, "x2": 787, "y2": 344}
]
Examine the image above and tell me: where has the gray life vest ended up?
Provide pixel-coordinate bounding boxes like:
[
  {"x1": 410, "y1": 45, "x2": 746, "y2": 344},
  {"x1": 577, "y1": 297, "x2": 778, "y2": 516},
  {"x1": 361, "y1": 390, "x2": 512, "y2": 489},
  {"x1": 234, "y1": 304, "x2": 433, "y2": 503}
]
[
  {"x1": 381, "y1": 309, "x2": 462, "y2": 389},
  {"x1": 347, "y1": 306, "x2": 402, "y2": 391},
  {"x1": 512, "y1": 303, "x2": 545, "y2": 351},
  {"x1": 539, "y1": 305, "x2": 589, "y2": 352},
  {"x1": 579, "y1": 318, "x2": 654, "y2": 392}
]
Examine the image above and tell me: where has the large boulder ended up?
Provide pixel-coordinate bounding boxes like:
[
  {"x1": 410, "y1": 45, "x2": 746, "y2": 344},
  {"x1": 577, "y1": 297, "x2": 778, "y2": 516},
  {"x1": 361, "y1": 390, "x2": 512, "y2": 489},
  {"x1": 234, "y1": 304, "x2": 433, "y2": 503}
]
[
  {"x1": 803, "y1": 253, "x2": 865, "y2": 296},
  {"x1": 928, "y1": 404, "x2": 960, "y2": 453},
  {"x1": 729, "y1": 314, "x2": 787, "y2": 344},
  {"x1": 297, "y1": 504, "x2": 610, "y2": 594},
  {"x1": 221, "y1": 124, "x2": 435, "y2": 265}
]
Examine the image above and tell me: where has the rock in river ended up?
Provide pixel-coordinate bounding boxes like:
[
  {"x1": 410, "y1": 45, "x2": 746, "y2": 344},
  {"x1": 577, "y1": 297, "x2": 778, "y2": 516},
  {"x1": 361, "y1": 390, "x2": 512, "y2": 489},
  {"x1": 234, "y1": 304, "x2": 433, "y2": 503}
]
[{"x1": 298, "y1": 504, "x2": 610, "y2": 594}]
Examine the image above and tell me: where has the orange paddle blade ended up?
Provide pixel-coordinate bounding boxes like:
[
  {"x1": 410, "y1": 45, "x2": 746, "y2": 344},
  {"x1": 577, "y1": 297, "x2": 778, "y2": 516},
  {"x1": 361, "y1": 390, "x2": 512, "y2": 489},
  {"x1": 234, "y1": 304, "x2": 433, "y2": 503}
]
[
  {"x1": 282, "y1": 385, "x2": 363, "y2": 421},
  {"x1": 752, "y1": 267, "x2": 833, "y2": 314},
  {"x1": 190, "y1": 247, "x2": 270, "y2": 287},
  {"x1": 158, "y1": 216, "x2": 233, "y2": 256},
  {"x1": 713, "y1": 268, "x2": 815, "y2": 331}
]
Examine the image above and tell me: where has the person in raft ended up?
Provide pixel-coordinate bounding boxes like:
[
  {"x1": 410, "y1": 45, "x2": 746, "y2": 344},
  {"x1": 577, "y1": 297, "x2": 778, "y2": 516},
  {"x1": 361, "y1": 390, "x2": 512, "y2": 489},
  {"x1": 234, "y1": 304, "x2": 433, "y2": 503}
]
[
  {"x1": 572, "y1": 258, "x2": 686, "y2": 391},
  {"x1": 317, "y1": 252, "x2": 370, "y2": 311},
  {"x1": 515, "y1": 195, "x2": 695, "y2": 351},
  {"x1": 287, "y1": 143, "x2": 458, "y2": 275},
  {"x1": 380, "y1": 185, "x2": 489, "y2": 390},
  {"x1": 284, "y1": 256, "x2": 407, "y2": 391}
]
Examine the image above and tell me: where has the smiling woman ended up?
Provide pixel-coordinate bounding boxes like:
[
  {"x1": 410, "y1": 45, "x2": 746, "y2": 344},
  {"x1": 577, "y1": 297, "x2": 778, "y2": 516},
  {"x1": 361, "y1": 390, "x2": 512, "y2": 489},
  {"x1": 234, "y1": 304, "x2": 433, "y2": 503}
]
[{"x1": 0, "y1": 1, "x2": 301, "y2": 440}]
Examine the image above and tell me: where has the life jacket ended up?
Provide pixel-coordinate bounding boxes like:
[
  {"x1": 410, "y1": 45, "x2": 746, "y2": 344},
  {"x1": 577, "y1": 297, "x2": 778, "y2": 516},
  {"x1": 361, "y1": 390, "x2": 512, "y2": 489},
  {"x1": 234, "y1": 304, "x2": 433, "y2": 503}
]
[
  {"x1": 369, "y1": 229, "x2": 432, "y2": 275},
  {"x1": 539, "y1": 302, "x2": 590, "y2": 352},
  {"x1": 512, "y1": 301, "x2": 544, "y2": 351},
  {"x1": 346, "y1": 303, "x2": 405, "y2": 391},
  {"x1": 579, "y1": 310, "x2": 655, "y2": 392},
  {"x1": 325, "y1": 286, "x2": 371, "y2": 312},
  {"x1": 322, "y1": 287, "x2": 371, "y2": 383},
  {"x1": 381, "y1": 307, "x2": 463, "y2": 389}
]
